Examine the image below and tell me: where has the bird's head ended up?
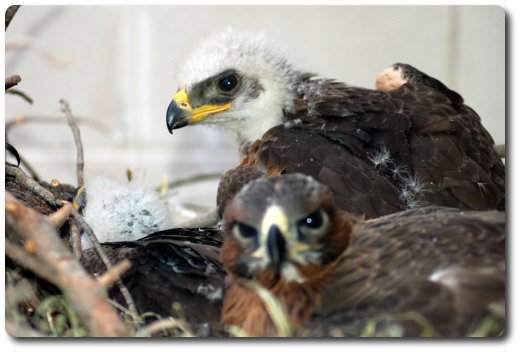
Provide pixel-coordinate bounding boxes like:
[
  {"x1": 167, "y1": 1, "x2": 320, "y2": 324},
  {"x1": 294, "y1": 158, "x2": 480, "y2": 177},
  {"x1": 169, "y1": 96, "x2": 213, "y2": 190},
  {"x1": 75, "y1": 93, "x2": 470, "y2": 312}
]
[
  {"x1": 221, "y1": 174, "x2": 353, "y2": 287},
  {"x1": 166, "y1": 29, "x2": 301, "y2": 143}
]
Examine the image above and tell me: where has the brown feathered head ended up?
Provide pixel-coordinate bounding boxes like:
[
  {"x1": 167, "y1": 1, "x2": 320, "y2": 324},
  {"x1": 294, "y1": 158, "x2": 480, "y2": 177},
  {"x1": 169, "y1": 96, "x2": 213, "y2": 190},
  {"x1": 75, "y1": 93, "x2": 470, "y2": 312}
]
[
  {"x1": 220, "y1": 174, "x2": 354, "y2": 336},
  {"x1": 221, "y1": 173, "x2": 352, "y2": 288}
]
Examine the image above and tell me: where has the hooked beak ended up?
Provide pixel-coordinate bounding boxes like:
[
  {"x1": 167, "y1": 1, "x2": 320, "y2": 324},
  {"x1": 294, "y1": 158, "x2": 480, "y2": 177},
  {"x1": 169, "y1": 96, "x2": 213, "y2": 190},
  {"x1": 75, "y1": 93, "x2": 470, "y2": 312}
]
[
  {"x1": 250, "y1": 205, "x2": 290, "y2": 274},
  {"x1": 266, "y1": 224, "x2": 287, "y2": 274},
  {"x1": 166, "y1": 88, "x2": 233, "y2": 134}
]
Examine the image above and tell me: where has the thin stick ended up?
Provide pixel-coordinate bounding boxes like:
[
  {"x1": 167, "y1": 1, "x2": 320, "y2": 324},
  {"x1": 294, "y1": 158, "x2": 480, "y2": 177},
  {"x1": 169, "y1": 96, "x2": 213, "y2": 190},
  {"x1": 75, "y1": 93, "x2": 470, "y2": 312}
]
[
  {"x1": 5, "y1": 164, "x2": 57, "y2": 207},
  {"x1": 5, "y1": 164, "x2": 138, "y2": 322},
  {"x1": 135, "y1": 318, "x2": 193, "y2": 337},
  {"x1": 6, "y1": 88, "x2": 33, "y2": 104},
  {"x1": 98, "y1": 259, "x2": 132, "y2": 288},
  {"x1": 47, "y1": 202, "x2": 73, "y2": 228},
  {"x1": 5, "y1": 192, "x2": 127, "y2": 336},
  {"x1": 5, "y1": 240, "x2": 57, "y2": 284},
  {"x1": 16, "y1": 153, "x2": 41, "y2": 181},
  {"x1": 71, "y1": 210, "x2": 139, "y2": 322},
  {"x1": 69, "y1": 222, "x2": 83, "y2": 259},
  {"x1": 159, "y1": 172, "x2": 222, "y2": 192},
  {"x1": 5, "y1": 75, "x2": 21, "y2": 90},
  {"x1": 5, "y1": 115, "x2": 113, "y2": 140},
  {"x1": 59, "y1": 99, "x2": 84, "y2": 187}
]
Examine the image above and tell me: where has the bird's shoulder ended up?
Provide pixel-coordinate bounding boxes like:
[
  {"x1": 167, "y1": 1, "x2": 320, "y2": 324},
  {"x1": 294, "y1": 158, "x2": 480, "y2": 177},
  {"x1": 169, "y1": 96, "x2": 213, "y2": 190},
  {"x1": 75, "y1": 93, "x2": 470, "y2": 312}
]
[{"x1": 308, "y1": 207, "x2": 505, "y2": 336}]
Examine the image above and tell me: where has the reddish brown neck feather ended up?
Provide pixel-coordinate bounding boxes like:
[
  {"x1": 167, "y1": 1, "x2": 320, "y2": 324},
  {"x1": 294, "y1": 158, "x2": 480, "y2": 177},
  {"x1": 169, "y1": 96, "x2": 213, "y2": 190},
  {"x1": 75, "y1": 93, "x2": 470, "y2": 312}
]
[{"x1": 221, "y1": 211, "x2": 352, "y2": 336}]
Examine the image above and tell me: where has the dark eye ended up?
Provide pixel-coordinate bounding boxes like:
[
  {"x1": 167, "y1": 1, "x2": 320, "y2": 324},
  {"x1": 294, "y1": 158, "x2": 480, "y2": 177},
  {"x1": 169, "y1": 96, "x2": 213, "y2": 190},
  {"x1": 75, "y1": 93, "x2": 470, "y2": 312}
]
[
  {"x1": 235, "y1": 222, "x2": 258, "y2": 239},
  {"x1": 303, "y1": 211, "x2": 323, "y2": 229},
  {"x1": 297, "y1": 210, "x2": 329, "y2": 241},
  {"x1": 218, "y1": 75, "x2": 238, "y2": 92}
]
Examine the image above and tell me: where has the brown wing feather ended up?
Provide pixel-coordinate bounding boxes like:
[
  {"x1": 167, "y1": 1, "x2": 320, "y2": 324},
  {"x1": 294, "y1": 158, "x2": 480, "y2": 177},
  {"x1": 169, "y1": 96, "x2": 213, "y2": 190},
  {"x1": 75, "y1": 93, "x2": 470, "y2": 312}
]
[
  {"x1": 239, "y1": 64, "x2": 504, "y2": 218},
  {"x1": 308, "y1": 207, "x2": 505, "y2": 337},
  {"x1": 80, "y1": 228, "x2": 225, "y2": 334}
]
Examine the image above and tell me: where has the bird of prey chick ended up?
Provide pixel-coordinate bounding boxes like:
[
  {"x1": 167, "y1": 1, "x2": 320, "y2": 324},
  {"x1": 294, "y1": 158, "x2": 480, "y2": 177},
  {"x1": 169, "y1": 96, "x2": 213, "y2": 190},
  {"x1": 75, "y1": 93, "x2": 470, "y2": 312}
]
[
  {"x1": 220, "y1": 174, "x2": 505, "y2": 337},
  {"x1": 166, "y1": 29, "x2": 505, "y2": 219}
]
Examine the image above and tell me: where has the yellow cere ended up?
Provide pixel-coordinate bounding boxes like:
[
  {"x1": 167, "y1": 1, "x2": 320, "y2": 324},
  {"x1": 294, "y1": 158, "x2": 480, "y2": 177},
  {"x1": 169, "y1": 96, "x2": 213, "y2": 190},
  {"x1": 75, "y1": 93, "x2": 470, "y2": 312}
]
[{"x1": 173, "y1": 88, "x2": 233, "y2": 123}]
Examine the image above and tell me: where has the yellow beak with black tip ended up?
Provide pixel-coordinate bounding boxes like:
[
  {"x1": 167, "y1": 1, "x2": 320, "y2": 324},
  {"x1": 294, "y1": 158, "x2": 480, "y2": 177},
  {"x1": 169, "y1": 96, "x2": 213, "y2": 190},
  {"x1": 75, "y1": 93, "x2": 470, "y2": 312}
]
[{"x1": 166, "y1": 89, "x2": 233, "y2": 133}]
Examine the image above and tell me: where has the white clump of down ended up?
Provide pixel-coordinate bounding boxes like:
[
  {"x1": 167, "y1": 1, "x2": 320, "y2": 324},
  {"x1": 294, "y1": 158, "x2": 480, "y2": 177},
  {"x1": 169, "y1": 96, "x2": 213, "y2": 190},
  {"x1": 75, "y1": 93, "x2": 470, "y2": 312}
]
[
  {"x1": 429, "y1": 267, "x2": 460, "y2": 288},
  {"x1": 399, "y1": 174, "x2": 429, "y2": 209},
  {"x1": 197, "y1": 284, "x2": 223, "y2": 302},
  {"x1": 369, "y1": 147, "x2": 392, "y2": 169},
  {"x1": 177, "y1": 28, "x2": 304, "y2": 143},
  {"x1": 82, "y1": 177, "x2": 171, "y2": 250}
]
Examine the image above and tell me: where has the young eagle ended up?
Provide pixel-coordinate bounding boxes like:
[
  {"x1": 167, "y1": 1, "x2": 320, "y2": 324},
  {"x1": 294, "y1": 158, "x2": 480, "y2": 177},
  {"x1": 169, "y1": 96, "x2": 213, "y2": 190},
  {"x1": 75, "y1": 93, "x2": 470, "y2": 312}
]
[
  {"x1": 221, "y1": 174, "x2": 505, "y2": 337},
  {"x1": 79, "y1": 174, "x2": 504, "y2": 337},
  {"x1": 166, "y1": 29, "x2": 505, "y2": 219}
]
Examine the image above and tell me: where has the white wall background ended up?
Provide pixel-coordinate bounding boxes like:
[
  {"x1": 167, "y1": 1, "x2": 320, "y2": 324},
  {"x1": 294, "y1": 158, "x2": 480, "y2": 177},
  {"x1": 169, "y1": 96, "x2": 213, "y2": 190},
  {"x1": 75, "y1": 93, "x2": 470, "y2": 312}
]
[{"x1": 4, "y1": 5, "x2": 505, "y2": 211}]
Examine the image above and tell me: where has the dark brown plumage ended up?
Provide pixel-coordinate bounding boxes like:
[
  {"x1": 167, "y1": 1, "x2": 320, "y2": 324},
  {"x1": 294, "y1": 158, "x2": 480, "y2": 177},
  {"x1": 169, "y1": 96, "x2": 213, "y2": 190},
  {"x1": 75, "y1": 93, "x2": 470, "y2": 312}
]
[
  {"x1": 79, "y1": 174, "x2": 504, "y2": 337},
  {"x1": 220, "y1": 174, "x2": 505, "y2": 337},
  {"x1": 237, "y1": 64, "x2": 504, "y2": 218},
  {"x1": 80, "y1": 228, "x2": 225, "y2": 334},
  {"x1": 166, "y1": 31, "x2": 505, "y2": 219},
  {"x1": 310, "y1": 206, "x2": 505, "y2": 337}
]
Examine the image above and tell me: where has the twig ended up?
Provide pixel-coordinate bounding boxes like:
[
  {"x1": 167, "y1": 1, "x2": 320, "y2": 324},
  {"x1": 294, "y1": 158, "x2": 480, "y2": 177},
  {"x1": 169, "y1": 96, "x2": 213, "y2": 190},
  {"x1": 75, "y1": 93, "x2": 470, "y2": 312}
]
[
  {"x1": 5, "y1": 164, "x2": 138, "y2": 323},
  {"x1": 6, "y1": 39, "x2": 72, "y2": 69},
  {"x1": 59, "y1": 99, "x2": 84, "y2": 187},
  {"x1": 98, "y1": 259, "x2": 132, "y2": 288},
  {"x1": 5, "y1": 115, "x2": 114, "y2": 140},
  {"x1": 135, "y1": 318, "x2": 193, "y2": 337},
  {"x1": 5, "y1": 143, "x2": 20, "y2": 166},
  {"x1": 5, "y1": 164, "x2": 58, "y2": 207},
  {"x1": 71, "y1": 210, "x2": 139, "y2": 322},
  {"x1": 5, "y1": 192, "x2": 127, "y2": 337},
  {"x1": 5, "y1": 5, "x2": 20, "y2": 30},
  {"x1": 4, "y1": 143, "x2": 41, "y2": 181},
  {"x1": 5, "y1": 75, "x2": 21, "y2": 90},
  {"x1": 5, "y1": 240, "x2": 57, "y2": 285},
  {"x1": 69, "y1": 222, "x2": 83, "y2": 259},
  {"x1": 47, "y1": 202, "x2": 73, "y2": 228},
  {"x1": 6, "y1": 88, "x2": 33, "y2": 104},
  {"x1": 159, "y1": 172, "x2": 222, "y2": 192}
]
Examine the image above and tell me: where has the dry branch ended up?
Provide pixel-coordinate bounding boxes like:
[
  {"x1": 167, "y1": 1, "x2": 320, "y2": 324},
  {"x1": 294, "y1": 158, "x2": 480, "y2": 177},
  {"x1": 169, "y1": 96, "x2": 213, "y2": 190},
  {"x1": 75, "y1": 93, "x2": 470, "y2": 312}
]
[
  {"x1": 6, "y1": 88, "x2": 33, "y2": 104},
  {"x1": 99, "y1": 259, "x2": 132, "y2": 288},
  {"x1": 136, "y1": 318, "x2": 192, "y2": 337},
  {"x1": 69, "y1": 222, "x2": 83, "y2": 259},
  {"x1": 70, "y1": 209, "x2": 139, "y2": 321},
  {"x1": 60, "y1": 99, "x2": 84, "y2": 187},
  {"x1": 5, "y1": 192, "x2": 127, "y2": 337},
  {"x1": 5, "y1": 115, "x2": 114, "y2": 139},
  {"x1": 47, "y1": 202, "x2": 73, "y2": 228},
  {"x1": 6, "y1": 164, "x2": 138, "y2": 323},
  {"x1": 161, "y1": 172, "x2": 222, "y2": 191},
  {"x1": 6, "y1": 164, "x2": 58, "y2": 207},
  {"x1": 5, "y1": 239, "x2": 57, "y2": 285},
  {"x1": 5, "y1": 75, "x2": 21, "y2": 90}
]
